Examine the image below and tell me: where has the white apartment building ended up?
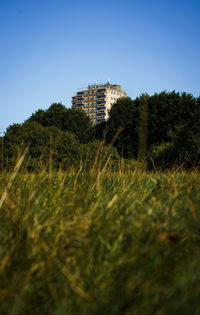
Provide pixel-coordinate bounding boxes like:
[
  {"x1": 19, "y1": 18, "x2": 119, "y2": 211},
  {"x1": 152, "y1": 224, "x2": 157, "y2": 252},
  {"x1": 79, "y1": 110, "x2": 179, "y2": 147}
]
[{"x1": 72, "y1": 82, "x2": 126, "y2": 123}]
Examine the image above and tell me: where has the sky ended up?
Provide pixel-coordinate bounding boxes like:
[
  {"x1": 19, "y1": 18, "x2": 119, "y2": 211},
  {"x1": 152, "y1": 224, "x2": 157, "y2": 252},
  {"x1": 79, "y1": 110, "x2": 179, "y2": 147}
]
[{"x1": 0, "y1": 0, "x2": 200, "y2": 134}]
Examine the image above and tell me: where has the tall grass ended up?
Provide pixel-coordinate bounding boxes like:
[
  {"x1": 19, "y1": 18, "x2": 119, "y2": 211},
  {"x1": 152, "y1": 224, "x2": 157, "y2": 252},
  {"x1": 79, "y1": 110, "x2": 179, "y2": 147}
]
[{"x1": 0, "y1": 154, "x2": 200, "y2": 314}]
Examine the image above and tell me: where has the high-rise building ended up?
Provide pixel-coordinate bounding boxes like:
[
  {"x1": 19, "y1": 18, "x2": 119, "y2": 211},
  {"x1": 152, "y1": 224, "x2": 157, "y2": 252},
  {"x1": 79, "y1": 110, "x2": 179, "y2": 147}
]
[{"x1": 72, "y1": 82, "x2": 126, "y2": 123}]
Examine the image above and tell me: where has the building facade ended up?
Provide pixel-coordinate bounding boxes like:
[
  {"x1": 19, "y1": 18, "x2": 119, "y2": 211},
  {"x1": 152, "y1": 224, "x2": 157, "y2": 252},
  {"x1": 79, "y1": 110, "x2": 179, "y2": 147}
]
[{"x1": 72, "y1": 82, "x2": 126, "y2": 123}]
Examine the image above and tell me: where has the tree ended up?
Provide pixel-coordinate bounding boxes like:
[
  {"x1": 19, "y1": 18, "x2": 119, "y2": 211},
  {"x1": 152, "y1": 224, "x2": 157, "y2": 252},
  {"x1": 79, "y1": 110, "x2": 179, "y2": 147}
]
[
  {"x1": 94, "y1": 121, "x2": 107, "y2": 141},
  {"x1": 107, "y1": 97, "x2": 140, "y2": 158},
  {"x1": 62, "y1": 108, "x2": 94, "y2": 143},
  {"x1": 138, "y1": 94, "x2": 149, "y2": 162},
  {"x1": 27, "y1": 103, "x2": 94, "y2": 143},
  {"x1": 2, "y1": 121, "x2": 81, "y2": 170},
  {"x1": 106, "y1": 92, "x2": 200, "y2": 165},
  {"x1": 149, "y1": 103, "x2": 200, "y2": 168},
  {"x1": 147, "y1": 91, "x2": 198, "y2": 148}
]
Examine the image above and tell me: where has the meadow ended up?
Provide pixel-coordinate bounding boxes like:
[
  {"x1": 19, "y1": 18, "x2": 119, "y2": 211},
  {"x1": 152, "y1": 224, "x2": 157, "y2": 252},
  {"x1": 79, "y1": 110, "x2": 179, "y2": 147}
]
[{"x1": 0, "y1": 155, "x2": 200, "y2": 314}]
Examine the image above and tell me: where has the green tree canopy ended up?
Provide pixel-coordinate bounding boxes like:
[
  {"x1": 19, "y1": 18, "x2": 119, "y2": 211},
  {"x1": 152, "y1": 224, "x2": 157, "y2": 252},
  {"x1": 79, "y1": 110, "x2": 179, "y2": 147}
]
[
  {"x1": 27, "y1": 103, "x2": 94, "y2": 143},
  {"x1": 107, "y1": 97, "x2": 140, "y2": 158},
  {"x1": 106, "y1": 92, "x2": 200, "y2": 161},
  {"x1": 147, "y1": 91, "x2": 198, "y2": 147},
  {"x1": 2, "y1": 121, "x2": 80, "y2": 170}
]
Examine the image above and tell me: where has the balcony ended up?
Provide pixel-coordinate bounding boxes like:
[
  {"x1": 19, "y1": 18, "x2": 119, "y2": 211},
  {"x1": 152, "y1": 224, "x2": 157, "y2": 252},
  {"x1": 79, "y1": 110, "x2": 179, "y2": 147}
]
[
  {"x1": 97, "y1": 107, "x2": 106, "y2": 112},
  {"x1": 97, "y1": 96, "x2": 105, "y2": 100},
  {"x1": 97, "y1": 103, "x2": 106, "y2": 108},
  {"x1": 97, "y1": 94, "x2": 106, "y2": 99},
  {"x1": 97, "y1": 112, "x2": 106, "y2": 117},
  {"x1": 97, "y1": 100, "x2": 106, "y2": 104},
  {"x1": 97, "y1": 116, "x2": 106, "y2": 121}
]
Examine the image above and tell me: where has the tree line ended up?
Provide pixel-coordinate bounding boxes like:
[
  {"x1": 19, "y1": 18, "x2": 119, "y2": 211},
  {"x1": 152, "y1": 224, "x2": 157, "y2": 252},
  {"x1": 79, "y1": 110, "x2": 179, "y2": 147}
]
[{"x1": 1, "y1": 91, "x2": 199, "y2": 171}]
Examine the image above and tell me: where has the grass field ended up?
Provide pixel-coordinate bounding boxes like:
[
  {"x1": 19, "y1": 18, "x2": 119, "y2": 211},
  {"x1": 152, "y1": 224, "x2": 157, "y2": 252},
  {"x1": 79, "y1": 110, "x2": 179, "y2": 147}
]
[{"x1": 0, "y1": 159, "x2": 200, "y2": 314}]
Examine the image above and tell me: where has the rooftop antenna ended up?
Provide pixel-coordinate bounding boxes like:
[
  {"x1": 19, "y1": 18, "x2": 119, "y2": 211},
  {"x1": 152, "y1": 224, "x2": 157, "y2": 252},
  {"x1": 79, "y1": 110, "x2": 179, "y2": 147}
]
[{"x1": 107, "y1": 76, "x2": 110, "y2": 84}]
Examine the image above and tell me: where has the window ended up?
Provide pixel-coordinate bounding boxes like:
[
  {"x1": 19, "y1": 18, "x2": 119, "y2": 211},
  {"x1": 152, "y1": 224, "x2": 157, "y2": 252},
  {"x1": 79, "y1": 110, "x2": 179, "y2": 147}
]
[
  {"x1": 111, "y1": 97, "x2": 113, "y2": 100},
  {"x1": 90, "y1": 97, "x2": 93, "y2": 100},
  {"x1": 89, "y1": 102, "x2": 92, "y2": 106},
  {"x1": 89, "y1": 91, "x2": 93, "y2": 95},
  {"x1": 94, "y1": 96, "x2": 97, "y2": 100},
  {"x1": 94, "y1": 102, "x2": 97, "y2": 105},
  {"x1": 89, "y1": 114, "x2": 93, "y2": 118},
  {"x1": 94, "y1": 91, "x2": 97, "y2": 94},
  {"x1": 84, "y1": 97, "x2": 88, "y2": 101},
  {"x1": 84, "y1": 92, "x2": 88, "y2": 95},
  {"x1": 90, "y1": 108, "x2": 93, "y2": 112},
  {"x1": 84, "y1": 104, "x2": 88, "y2": 107},
  {"x1": 94, "y1": 108, "x2": 98, "y2": 111},
  {"x1": 85, "y1": 109, "x2": 88, "y2": 113}
]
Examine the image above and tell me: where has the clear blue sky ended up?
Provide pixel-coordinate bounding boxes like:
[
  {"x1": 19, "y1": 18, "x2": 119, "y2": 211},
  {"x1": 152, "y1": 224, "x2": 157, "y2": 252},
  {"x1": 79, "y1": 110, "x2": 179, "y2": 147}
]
[{"x1": 0, "y1": 0, "x2": 199, "y2": 134}]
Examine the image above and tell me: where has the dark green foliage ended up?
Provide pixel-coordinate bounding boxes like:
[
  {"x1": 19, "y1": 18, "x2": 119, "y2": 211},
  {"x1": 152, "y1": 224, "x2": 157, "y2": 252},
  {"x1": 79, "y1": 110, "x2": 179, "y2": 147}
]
[
  {"x1": 1, "y1": 103, "x2": 97, "y2": 170},
  {"x1": 149, "y1": 112, "x2": 200, "y2": 168},
  {"x1": 138, "y1": 94, "x2": 149, "y2": 161},
  {"x1": 147, "y1": 93, "x2": 200, "y2": 168},
  {"x1": 2, "y1": 122, "x2": 80, "y2": 170},
  {"x1": 1, "y1": 91, "x2": 199, "y2": 171},
  {"x1": 94, "y1": 121, "x2": 107, "y2": 141},
  {"x1": 147, "y1": 91, "x2": 198, "y2": 148},
  {"x1": 62, "y1": 107, "x2": 95, "y2": 144},
  {"x1": 28, "y1": 103, "x2": 67, "y2": 129},
  {"x1": 1, "y1": 122, "x2": 118, "y2": 171},
  {"x1": 28, "y1": 103, "x2": 94, "y2": 143},
  {"x1": 106, "y1": 92, "x2": 200, "y2": 167},
  {"x1": 107, "y1": 97, "x2": 140, "y2": 158}
]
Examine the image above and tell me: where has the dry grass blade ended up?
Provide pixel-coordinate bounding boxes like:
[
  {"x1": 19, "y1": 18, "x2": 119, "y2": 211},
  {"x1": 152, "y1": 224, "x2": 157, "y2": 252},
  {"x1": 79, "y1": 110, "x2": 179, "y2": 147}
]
[{"x1": 0, "y1": 146, "x2": 29, "y2": 209}]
